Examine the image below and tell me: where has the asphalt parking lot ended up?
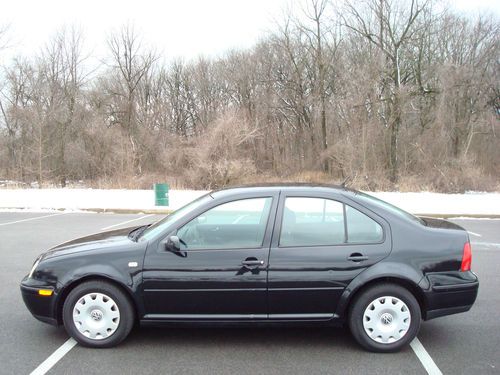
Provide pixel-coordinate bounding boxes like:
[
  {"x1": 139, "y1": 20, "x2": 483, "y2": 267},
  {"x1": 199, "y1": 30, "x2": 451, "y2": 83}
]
[{"x1": 1, "y1": 212, "x2": 498, "y2": 374}]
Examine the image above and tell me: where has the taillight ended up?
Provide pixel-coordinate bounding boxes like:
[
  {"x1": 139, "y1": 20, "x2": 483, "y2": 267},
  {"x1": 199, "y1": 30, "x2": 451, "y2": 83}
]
[{"x1": 460, "y1": 242, "x2": 472, "y2": 272}]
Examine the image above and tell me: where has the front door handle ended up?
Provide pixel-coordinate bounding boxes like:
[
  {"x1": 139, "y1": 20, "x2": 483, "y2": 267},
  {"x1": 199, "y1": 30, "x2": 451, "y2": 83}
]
[
  {"x1": 241, "y1": 259, "x2": 264, "y2": 268},
  {"x1": 347, "y1": 253, "x2": 369, "y2": 262}
]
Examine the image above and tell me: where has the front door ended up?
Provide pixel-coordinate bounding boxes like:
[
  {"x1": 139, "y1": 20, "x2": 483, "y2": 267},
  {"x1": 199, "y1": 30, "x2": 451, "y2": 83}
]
[
  {"x1": 267, "y1": 192, "x2": 391, "y2": 320},
  {"x1": 142, "y1": 193, "x2": 278, "y2": 320}
]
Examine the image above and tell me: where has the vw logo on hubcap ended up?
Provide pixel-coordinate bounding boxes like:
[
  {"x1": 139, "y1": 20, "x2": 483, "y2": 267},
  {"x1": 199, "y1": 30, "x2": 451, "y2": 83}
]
[
  {"x1": 380, "y1": 313, "x2": 393, "y2": 325},
  {"x1": 90, "y1": 309, "x2": 103, "y2": 321}
]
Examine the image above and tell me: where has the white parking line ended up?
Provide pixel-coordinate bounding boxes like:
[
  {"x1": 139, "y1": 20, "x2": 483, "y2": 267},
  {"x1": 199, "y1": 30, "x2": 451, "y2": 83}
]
[
  {"x1": 410, "y1": 337, "x2": 443, "y2": 375},
  {"x1": 101, "y1": 214, "x2": 154, "y2": 230},
  {"x1": 30, "y1": 338, "x2": 77, "y2": 375},
  {"x1": 468, "y1": 231, "x2": 482, "y2": 237},
  {"x1": 0, "y1": 213, "x2": 66, "y2": 227}
]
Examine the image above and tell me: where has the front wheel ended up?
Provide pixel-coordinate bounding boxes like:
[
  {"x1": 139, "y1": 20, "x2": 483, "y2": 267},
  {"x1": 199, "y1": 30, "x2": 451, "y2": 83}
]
[
  {"x1": 348, "y1": 283, "x2": 421, "y2": 352},
  {"x1": 62, "y1": 281, "x2": 134, "y2": 348}
]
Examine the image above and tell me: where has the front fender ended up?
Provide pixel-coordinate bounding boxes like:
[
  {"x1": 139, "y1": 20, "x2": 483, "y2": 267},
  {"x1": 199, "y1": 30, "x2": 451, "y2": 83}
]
[
  {"x1": 53, "y1": 264, "x2": 144, "y2": 323},
  {"x1": 334, "y1": 261, "x2": 425, "y2": 319},
  {"x1": 47, "y1": 246, "x2": 145, "y2": 321},
  {"x1": 57, "y1": 262, "x2": 139, "y2": 290}
]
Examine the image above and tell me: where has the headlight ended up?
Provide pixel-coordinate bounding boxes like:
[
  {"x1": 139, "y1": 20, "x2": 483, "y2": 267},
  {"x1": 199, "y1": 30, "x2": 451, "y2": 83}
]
[{"x1": 28, "y1": 258, "x2": 41, "y2": 278}]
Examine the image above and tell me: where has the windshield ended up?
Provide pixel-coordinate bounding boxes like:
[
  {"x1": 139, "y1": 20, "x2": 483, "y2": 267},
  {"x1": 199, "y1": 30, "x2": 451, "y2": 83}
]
[
  {"x1": 139, "y1": 193, "x2": 213, "y2": 241},
  {"x1": 354, "y1": 191, "x2": 425, "y2": 225}
]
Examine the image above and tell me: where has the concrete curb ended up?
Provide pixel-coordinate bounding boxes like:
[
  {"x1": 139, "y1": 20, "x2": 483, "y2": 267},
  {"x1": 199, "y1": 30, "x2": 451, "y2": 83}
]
[
  {"x1": 81, "y1": 208, "x2": 173, "y2": 214},
  {"x1": 1, "y1": 207, "x2": 499, "y2": 218},
  {"x1": 416, "y1": 213, "x2": 500, "y2": 219},
  {"x1": 0, "y1": 207, "x2": 173, "y2": 215}
]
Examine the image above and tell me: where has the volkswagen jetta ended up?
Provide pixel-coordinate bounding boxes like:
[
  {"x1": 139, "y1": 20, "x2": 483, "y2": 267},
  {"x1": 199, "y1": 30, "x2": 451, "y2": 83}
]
[{"x1": 20, "y1": 185, "x2": 479, "y2": 352}]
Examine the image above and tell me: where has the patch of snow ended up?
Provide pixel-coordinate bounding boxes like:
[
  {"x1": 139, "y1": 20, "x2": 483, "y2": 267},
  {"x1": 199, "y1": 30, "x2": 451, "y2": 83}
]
[
  {"x1": 0, "y1": 188, "x2": 498, "y2": 216},
  {"x1": 449, "y1": 217, "x2": 500, "y2": 220},
  {"x1": 0, "y1": 207, "x2": 91, "y2": 213},
  {"x1": 370, "y1": 191, "x2": 500, "y2": 216},
  {"x1": 0, "y1": 188, "x2": 208, "y2": 212}
]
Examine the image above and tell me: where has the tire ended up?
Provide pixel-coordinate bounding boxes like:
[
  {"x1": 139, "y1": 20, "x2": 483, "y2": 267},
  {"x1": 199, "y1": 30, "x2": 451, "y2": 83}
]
[
  {"x1": 62, "y1": 280, "x2": 134, "y2": 348},
  {"x1": 348, "y1": 283, "x2": 421, "y2": 353}
]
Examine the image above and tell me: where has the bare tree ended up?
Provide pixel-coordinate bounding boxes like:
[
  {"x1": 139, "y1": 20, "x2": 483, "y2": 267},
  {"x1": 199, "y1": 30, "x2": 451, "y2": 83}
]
[
  {"x1": 0, "y1": 24, "x2": 9, "y2": 51},
  {"x1": 40, "y1": 27, "x2": 87, "y2": 186},
  {"x1": 299, "y1": 0, "x2": 340, "y2": 172},
  {"x1": 273, "y1": 14, "x2": 314, "y2": 168},
  {"x1": 0, "y1": 5, "x2": 498, "y2": 192},
  {"x1": 107, "y1": 24, "x2": 157, "y2": 174},
  {"x1": 344, "y1": 0, "x2": 430, "y2": 183},
  {"x1": 0, "y1": 59, "x2": 32, "y2": 179}
]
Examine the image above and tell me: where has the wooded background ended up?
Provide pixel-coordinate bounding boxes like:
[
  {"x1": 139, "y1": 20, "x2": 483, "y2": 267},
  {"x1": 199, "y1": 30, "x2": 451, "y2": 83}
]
[{"x1": 0, "y1": 0, "x2": 498, "y2": 192}]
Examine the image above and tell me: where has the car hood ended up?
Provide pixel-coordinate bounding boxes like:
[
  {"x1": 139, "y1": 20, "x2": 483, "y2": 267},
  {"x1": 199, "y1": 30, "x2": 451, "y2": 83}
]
[
  {"x1": 419, "y1": 217, "x2": 466, "y2": 231},
  {"x1": 42, "y1": 226, "x2": 142, "y2": 260}
]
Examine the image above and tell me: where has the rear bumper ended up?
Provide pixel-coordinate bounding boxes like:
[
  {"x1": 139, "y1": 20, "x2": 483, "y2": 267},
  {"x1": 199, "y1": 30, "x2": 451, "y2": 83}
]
[
  {"x1": 420, "y1": 271, "x2": 479, "y2": 320},
  {"x1": 20, "y1": 276, "x2": 59, "y2": 326}
]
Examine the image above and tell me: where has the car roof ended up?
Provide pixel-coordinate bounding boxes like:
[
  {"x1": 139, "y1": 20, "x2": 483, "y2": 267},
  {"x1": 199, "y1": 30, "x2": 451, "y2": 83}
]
[{"x1": 210, "y1": 183, "x2": 358, "y2": 198}]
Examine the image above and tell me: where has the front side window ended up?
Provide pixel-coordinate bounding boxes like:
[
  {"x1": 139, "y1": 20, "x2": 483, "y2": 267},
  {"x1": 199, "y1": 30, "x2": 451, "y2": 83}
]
[
  {"x1": 176, "y1": 197, "x2": 272, "y2": 250},
  {"x1": 280, "y1": 197, "x2": 345, "y2": 247},
  {"x1": 139, "y1": 194, "x2": 213, "y2": 241}
]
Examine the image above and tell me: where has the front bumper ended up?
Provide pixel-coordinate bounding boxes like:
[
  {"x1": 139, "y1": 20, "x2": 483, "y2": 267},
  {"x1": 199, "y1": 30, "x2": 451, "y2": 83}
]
[
  {"x1": 420, "y1": 271, "x2": 479, "y2": 320},
  {"x1": 20, "y1": 276, "x2": 59, "y2": 326}
]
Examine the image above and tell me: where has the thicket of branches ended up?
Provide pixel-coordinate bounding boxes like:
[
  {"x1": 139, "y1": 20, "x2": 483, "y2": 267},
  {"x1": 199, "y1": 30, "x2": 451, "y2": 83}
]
[{"x1": 0, "y1": 0, "x2": 498, "y2": 191}]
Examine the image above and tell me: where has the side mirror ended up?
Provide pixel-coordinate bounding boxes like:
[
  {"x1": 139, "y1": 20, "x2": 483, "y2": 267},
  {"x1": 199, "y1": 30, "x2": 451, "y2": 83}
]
[
  {"x1": 164, "y1": 235, "x2": 187, "y2": 257},
  {"x1": 165, "y1": 235, "x2": 181, "y2": 252}
]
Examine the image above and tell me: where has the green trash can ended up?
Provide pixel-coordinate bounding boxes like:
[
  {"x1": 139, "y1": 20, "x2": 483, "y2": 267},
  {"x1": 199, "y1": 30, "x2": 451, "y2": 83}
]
[{"x1": 154, "y1": 183, "x2": 169, "y2": 206}]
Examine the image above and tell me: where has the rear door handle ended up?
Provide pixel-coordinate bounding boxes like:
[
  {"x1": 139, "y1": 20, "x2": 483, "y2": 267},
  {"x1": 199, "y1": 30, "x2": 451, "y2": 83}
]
[
  {"x1": 241, "y1": 259, "x2": 264, "y2": 268},
  {"x1": 347, "y1": 253, "x2": 369, "y2": 262}
]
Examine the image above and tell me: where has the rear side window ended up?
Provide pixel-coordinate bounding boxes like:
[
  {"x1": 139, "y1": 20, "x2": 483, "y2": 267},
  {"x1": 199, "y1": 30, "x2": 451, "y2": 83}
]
[
  {"x1": 279, "y1": 197, "x2": 383, "y2": 247},
  {"x1": 280, "y1": 197, "x2": 345, "y2": 247},
  {"x1": 345, "y1": 205, "x2": 383, "y2": 243}
]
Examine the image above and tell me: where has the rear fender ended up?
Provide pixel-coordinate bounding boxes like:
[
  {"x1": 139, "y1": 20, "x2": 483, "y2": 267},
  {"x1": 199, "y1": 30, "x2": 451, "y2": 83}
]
[{"x1": 334, "y1": 262, "x2": 425, "y2": 319}]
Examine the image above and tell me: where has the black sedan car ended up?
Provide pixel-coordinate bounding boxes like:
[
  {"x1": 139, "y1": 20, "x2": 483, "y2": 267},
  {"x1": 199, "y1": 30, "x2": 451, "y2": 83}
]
[{"x1": 20, "y1": 185, "x2": 479, "y2": 352}]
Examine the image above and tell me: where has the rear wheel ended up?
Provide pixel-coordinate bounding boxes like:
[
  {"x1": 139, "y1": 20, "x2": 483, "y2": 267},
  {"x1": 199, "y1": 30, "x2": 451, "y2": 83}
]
[
  {"x1": 62, "y1": 281, "x2": 134, "y2": 348},
  {"x1": 348, "y1": 283, "x2": 421, "y2": 352}
]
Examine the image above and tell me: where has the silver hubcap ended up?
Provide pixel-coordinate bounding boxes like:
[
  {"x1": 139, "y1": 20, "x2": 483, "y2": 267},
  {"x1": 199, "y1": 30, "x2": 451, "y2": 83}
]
[
  {"x1": 73, "y1": 292, "x2": 120, "y2": 340},
  {"x1": 362, "y1": 296, "x2": 411, "y2": 344}
]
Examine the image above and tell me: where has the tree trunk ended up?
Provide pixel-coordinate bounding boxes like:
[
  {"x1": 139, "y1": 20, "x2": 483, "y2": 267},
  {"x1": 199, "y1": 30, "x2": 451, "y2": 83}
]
[
  {"x1": 389, "y1": 93, "x2": 401, "y2": 184},
  {"x1": 320, "y1": 95, "x2": 328, "y2": 172}
]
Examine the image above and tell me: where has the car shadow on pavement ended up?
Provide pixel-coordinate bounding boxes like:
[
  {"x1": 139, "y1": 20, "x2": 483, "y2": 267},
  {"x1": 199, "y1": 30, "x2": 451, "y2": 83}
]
[
  {"x1": 126, "y1": 325, "x2": 358, "y2": 349},
  {"x1": 60, "y1": 326, "x2": 420, "y2": 375}
]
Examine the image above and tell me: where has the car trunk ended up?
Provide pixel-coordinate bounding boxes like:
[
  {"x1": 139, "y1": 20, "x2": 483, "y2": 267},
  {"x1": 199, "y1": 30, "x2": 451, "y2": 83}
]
[{"x1": 418, "y1": 217, "x2": 467, "y2": 231}]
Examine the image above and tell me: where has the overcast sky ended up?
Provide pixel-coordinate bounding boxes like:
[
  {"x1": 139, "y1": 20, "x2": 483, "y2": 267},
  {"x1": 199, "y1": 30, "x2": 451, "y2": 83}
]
[{"x1": 1, "y1": 0, "x2": 499, "y2": 63}]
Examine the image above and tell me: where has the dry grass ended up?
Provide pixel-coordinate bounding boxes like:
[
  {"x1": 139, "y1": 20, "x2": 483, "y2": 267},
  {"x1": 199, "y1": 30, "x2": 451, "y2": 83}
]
[{"x1": 5, "y1": 166, "x2": 498, "y2": 193}]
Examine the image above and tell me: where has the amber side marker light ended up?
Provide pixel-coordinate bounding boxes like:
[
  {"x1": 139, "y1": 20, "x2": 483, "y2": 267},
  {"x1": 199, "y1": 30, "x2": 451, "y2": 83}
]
[{"x1": 38, "y1": 289, "x2": 53, "y2": 296}]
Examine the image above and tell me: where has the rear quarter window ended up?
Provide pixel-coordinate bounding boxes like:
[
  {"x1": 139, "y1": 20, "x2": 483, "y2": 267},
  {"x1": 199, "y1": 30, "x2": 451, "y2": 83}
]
[{"x1": 345, "y1": 205, "x2": 383, "y2": 243}]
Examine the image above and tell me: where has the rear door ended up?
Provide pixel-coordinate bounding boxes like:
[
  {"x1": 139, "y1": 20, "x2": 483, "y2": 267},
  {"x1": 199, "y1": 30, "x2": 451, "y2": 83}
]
[{"x1": 267, "y1": 191, "x2": 391, "y2": 320}]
